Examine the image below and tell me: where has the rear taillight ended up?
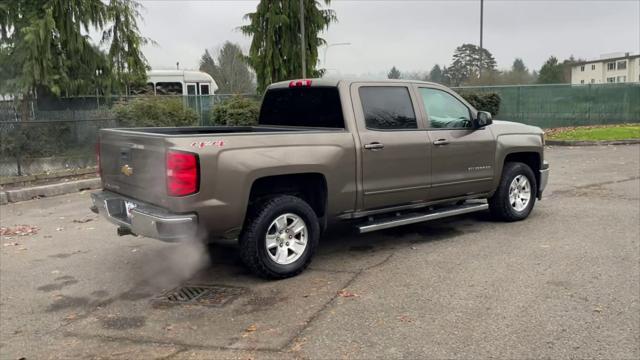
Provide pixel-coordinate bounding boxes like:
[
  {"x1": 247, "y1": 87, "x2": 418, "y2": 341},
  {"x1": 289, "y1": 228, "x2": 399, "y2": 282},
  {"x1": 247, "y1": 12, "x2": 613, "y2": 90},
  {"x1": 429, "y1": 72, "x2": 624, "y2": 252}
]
[
  {"x1": 95, "y1": 142, "x2": 101, "y2": 176},
  {"x1": 166, "y1": 150, "x2": 199, "y2": 197}
]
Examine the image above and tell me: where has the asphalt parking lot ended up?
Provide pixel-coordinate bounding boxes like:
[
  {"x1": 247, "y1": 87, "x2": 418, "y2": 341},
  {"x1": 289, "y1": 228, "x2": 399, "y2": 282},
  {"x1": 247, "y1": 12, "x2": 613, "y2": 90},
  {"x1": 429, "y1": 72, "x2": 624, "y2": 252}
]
[{"x1": 1, "y1": 145, "x2": 639, "y2": 359}]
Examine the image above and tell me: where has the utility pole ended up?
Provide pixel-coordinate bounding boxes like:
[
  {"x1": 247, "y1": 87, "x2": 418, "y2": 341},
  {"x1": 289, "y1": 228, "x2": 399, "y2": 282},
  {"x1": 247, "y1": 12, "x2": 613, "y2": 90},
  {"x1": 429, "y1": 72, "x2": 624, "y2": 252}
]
[
  {"x1": 479, "y1": 0, "x2": 484, "y2": 79},
  {"x1": 299, "y1": 0, "x2": 306, "y2": 78}
]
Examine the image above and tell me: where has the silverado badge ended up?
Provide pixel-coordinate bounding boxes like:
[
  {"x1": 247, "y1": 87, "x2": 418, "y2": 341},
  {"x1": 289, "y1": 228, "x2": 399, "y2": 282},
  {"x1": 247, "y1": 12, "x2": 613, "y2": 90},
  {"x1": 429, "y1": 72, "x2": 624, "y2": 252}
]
[{"x1": 120, "y1": 164, "x2": 134, "y2": 176}]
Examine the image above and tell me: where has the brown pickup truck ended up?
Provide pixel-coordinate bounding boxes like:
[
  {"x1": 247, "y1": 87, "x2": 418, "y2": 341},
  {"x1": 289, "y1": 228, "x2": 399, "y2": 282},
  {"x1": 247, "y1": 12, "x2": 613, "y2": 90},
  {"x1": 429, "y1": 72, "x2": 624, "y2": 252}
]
[{"x1": 91, "y1": 79, "x2": 549, "y2": 278}]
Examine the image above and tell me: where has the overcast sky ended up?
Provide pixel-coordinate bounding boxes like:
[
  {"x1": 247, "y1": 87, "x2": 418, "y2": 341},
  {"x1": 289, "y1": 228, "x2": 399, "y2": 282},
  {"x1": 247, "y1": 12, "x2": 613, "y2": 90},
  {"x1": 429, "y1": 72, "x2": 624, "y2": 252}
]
[{"x1": 137, "y1": 0, "x2": 640, "y2": 77}]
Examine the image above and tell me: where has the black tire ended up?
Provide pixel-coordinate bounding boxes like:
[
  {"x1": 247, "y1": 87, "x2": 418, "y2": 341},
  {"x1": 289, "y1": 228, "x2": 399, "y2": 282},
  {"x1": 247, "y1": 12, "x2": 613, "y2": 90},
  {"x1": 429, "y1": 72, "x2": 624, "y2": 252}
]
[
  {"x1": 239, "y1": 195, "x2": 319, "y2": 279},
  {"x1": 488, "y1": 162, "x2": 537, "y2": 222}
]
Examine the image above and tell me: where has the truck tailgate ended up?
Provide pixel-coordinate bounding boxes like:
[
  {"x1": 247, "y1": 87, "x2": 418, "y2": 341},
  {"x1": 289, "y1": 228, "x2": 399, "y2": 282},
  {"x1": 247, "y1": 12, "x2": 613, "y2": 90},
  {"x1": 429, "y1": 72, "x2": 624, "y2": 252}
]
[{"x1": 99, "y1": 130, "x2": 168, "y2": 206}]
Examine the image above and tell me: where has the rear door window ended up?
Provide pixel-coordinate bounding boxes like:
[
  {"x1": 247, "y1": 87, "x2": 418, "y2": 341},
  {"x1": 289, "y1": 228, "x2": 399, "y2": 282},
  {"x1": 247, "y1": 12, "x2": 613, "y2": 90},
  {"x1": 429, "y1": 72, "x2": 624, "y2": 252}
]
[
  {"x1": 359, "y1": 87, "x2": 417, "y2": 130},
  {"x1": 259, "y1": 87, "x2": 344, "y2": 128}
]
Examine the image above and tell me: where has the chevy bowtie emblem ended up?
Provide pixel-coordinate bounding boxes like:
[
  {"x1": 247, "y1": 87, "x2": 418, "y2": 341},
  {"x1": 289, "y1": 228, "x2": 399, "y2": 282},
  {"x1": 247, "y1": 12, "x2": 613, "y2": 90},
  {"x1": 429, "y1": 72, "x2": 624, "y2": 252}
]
[{"x1": 121, "y1": 164, "x2": 134, "y2": 176}]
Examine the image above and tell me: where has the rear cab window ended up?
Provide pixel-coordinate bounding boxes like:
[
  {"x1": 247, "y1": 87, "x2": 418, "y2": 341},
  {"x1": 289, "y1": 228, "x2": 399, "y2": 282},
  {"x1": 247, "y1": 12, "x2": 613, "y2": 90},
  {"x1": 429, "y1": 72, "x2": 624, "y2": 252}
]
[{"x1": 259, "y1": 87, "x2": 344, "y2": 128}]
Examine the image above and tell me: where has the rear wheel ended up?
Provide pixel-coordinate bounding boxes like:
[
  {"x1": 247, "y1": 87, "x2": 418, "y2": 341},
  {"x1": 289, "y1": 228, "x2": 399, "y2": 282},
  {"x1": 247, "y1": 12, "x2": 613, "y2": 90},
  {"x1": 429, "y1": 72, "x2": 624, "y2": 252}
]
[
  {"x1": 239, "y1": 195, "x2": 319, "y2": 279},
  {"x1": 489, "y1": 162, "x2": 537, "y2": 221}
]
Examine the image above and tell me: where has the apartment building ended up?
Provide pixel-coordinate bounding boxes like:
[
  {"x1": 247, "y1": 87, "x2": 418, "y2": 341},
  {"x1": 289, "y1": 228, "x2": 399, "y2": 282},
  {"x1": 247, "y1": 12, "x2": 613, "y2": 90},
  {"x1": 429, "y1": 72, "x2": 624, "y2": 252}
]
[{"x1": 571, "y1": 52, "x2": 639, "y2": 85}]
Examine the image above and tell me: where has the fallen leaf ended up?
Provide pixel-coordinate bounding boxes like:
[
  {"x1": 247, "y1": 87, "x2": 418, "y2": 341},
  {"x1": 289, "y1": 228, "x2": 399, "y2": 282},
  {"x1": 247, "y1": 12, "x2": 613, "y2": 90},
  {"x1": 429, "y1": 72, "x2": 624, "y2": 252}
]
[
  {"x1": 291, "y1": 337, "x2": 307, "y2": 352},
  {"x1": 1, "y1": 225, "x2": 39, "y2": 236},
  {"x1": 245, "y1": 324, "x2": 257, "y2": 332},
  {"x1": 337, "y1": 289, "x2": 359, "y2": 298}
]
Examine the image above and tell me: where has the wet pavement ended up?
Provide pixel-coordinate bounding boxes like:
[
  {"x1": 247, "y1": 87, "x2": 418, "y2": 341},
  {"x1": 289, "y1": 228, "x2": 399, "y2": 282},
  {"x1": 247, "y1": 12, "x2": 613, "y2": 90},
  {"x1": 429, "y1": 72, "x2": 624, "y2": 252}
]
[{"x1": 1, "y1": 145, "x2": 639, "y2": 359}]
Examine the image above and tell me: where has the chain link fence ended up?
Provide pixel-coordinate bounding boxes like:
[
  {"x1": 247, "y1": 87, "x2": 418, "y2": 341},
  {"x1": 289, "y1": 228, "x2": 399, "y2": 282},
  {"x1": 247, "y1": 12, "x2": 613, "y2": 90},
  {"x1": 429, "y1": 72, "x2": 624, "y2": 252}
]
[
  {"x1": 452, "y1": 83, "x2": 640, "y2": 128},
  {"x1": 0, "y1": 94, "x2": 258, "y2": 178}
]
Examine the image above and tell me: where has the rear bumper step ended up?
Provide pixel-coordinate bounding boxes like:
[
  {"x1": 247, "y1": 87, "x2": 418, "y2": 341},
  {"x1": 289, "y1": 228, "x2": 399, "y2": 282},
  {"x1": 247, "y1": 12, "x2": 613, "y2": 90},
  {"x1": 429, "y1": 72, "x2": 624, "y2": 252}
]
[{"x1": 358, "y1": 202, "x2": 489, "y2": 234}]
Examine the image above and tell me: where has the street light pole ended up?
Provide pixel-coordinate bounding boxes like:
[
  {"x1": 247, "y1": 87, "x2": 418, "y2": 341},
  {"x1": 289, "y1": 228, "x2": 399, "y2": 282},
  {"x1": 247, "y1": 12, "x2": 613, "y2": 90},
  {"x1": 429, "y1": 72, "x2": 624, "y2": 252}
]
[
  {"x1": 479, "y1": 0, "x2": 484, "y2": 78},
  {"x1": 299, "y1": 0, "x2": 306, "y2": 78}
]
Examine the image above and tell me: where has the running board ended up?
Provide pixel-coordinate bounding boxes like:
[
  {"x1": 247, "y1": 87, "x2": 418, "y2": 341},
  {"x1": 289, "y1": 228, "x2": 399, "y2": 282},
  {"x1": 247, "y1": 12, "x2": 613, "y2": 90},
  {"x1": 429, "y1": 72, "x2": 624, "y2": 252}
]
[{"x1": 358, "y1": 203, "x2": 488, "y2": 234}]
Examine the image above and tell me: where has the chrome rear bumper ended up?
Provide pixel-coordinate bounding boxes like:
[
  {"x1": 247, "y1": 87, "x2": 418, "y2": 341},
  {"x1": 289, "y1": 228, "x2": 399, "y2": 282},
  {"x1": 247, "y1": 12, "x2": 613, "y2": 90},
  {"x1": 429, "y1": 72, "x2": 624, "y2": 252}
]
[{"x1": 90, "y1": 190, "x2": 197, "y2": 242}]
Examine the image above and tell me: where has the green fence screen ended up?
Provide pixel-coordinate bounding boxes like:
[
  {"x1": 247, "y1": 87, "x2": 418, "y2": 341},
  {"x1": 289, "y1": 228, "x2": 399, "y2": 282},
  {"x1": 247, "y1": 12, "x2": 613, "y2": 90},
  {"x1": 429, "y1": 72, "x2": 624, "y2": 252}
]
[{"x1": 453, "y1": 83, "x2": 640, "y2": 128}]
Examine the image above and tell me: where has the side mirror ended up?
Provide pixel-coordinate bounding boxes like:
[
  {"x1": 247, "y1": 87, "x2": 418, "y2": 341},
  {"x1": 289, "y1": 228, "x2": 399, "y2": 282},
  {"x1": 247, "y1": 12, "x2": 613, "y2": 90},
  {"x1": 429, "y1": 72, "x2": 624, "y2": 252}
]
[{"x1": 476, "y1": 111, "x2": 493, "y2": 128}]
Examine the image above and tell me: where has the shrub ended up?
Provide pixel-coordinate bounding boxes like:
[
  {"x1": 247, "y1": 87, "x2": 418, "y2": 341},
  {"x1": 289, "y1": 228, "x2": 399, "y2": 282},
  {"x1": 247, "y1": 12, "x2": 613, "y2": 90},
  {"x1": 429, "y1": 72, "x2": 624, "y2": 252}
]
[
  {"x1": 113, "y1": 96, "x2": 199, "y2": 127},
  {"x1": 459, "y1": 92, "x2": 501, "y2": 116},
  {"x1": 211, "y1": 96, "x2": 260, "y2": 126}
]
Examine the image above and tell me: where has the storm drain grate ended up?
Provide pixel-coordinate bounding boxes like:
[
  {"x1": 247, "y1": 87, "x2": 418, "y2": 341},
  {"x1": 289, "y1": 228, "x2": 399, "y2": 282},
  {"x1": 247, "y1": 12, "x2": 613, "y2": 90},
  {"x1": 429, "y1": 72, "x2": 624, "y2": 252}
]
[{"x1": 154, "y1": 284, "x2": 246, "y2": 308}]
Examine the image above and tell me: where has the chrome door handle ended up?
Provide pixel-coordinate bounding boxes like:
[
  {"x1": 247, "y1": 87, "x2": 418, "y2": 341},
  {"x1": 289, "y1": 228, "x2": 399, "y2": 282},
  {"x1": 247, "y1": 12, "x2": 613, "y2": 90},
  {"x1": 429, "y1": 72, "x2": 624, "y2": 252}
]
[
  {"x1": 433, "y1": 139, "x2": 449, "y2": 146},
  {"x1": 364, "y1": 142, "x2": 385, "y2": 150}
]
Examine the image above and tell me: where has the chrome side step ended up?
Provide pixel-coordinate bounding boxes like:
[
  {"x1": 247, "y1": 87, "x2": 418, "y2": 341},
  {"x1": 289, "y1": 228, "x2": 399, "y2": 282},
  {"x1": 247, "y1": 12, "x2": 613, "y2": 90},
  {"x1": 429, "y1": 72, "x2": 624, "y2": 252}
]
[{"x1": 358, "y1": 203, "x2": 489, "y2": 234}]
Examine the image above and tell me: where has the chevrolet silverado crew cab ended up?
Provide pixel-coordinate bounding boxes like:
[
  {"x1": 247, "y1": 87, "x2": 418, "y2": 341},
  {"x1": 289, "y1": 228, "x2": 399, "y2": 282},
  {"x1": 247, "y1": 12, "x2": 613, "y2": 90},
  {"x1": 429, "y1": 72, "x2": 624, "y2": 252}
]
[{"x1": 91, "y1": 79, "x2": 549, "y2": 279}]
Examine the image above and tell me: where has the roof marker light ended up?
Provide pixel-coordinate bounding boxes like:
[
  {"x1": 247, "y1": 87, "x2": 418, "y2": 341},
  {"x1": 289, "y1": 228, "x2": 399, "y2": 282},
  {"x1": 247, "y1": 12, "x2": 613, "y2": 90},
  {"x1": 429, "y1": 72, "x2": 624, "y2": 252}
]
[{"x1": 289, "y1": 79, "x2": 312, "y2": 88}]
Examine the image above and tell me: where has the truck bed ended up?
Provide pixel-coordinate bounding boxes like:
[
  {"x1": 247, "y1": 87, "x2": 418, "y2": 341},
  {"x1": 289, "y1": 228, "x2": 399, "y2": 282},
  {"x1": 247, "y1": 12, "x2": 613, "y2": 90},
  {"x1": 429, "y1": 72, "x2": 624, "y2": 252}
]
[{"x1": 109, "y1": 126, "x2": 343, "y2": 136}]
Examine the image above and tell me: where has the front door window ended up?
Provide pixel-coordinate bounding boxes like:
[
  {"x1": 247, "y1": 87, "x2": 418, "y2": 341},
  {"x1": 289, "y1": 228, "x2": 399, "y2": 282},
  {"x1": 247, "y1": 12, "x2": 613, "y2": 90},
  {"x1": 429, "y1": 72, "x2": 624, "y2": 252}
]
[{"x1": 419, "y1": 88, "x2": 472, "y2": 129}]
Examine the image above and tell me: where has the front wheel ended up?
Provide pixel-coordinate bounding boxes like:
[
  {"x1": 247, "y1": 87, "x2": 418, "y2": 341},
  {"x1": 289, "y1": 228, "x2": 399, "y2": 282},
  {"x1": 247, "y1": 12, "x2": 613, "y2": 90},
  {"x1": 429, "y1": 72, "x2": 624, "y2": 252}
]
[
  {"x1": 488, "y1": 162, "x2": 537, "y2": 222},
  {"x1": 239, "y1": 195, "x2": 319, "y2": 279}
]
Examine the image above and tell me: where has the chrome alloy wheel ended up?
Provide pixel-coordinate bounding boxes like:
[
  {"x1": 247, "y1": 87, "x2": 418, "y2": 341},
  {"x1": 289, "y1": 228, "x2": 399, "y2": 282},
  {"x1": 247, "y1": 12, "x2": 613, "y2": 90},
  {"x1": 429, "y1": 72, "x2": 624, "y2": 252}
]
[
  {"x1": 265, "y1": 213, "x2": 308, "y2": 265},
  {"x1": 509, "y1": 175, "x2": 531, "y2": 212}
]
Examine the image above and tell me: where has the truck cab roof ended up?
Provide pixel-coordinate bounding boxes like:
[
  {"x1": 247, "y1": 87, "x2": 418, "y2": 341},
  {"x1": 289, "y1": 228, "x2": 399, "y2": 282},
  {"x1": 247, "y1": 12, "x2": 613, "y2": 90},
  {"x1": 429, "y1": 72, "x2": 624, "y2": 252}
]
[{"x1": 268, "y1": 78, "x2": 445, "y2": 89}]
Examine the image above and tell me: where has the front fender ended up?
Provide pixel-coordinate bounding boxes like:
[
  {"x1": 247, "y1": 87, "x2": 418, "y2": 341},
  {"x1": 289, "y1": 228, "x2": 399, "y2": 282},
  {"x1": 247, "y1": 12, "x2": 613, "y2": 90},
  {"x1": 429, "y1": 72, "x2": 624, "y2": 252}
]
[{"x1": 492, "y1": 133, "x2": 544, "y2": 190}]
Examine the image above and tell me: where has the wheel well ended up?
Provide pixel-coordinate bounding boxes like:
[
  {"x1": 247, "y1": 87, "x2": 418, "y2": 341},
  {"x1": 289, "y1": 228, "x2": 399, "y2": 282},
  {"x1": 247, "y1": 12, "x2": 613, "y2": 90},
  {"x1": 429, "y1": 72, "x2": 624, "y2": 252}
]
[
  {"x1": 248, "y1": 173, "x2": 328, "y2": 217},
  {"x1": 504, "y1": 152, "x2": 541, "y2": 185}
]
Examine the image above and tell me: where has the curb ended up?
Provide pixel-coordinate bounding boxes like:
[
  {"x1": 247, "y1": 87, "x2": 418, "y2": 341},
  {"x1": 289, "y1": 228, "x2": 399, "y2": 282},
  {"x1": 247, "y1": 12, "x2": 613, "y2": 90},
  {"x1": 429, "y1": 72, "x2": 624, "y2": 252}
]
[
  {"x1": 0, "y1": 178, "x2": 101, "y2": 205},
  {"x1": 546, "y1": 139, "x2": 640, "y2": 146}
]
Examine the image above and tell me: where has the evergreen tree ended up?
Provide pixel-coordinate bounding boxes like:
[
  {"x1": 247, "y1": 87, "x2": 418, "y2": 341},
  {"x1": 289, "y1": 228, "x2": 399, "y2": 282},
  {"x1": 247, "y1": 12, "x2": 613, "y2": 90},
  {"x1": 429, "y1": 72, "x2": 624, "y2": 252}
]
[
  {"x1": 448, "y1": 44, "x2": 497, "y2": 86},
  {"x1": 103, "y1": 0, "x2": 152, "y2": 94},
  {"x1": 0, "y1": 0, "x2": 150, "y2": 100},
  {"x1": 240, "y1": 0, "x2": 337, "y2": 93},
  {"x1": 500, "y1": 58, "x2": 534, "y2": 85},
  {"x1": 512, "y1": 58, "x2": 527, "y2": 73},
  {"x1": 537, "y1": 56, "x2": 564, "y2": 84},
  {"x1": 199, "y1": 42, "x2": 255, "y2": 94},
  {"x1": 428, "y1": 65, "x2": 443, "y2": 83},
  {"x1": 387, "y1": 66, "x2": 401, "y2": 79},
  {"x1": 199, "y1": 50, "x2": 217, "y2": 77}
]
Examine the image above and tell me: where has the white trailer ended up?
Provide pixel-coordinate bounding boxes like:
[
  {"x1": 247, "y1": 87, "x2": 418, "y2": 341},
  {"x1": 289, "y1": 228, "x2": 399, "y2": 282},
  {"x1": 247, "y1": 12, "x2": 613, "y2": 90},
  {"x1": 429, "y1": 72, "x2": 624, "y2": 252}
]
[{"x1": 141, "y1": 70, "x2": 218, "y2": 96}]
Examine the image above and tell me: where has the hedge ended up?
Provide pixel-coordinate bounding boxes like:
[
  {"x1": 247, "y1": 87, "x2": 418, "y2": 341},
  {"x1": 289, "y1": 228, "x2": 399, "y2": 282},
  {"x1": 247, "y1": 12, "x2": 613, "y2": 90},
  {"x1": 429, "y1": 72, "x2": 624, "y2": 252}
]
[
  {"x1": 113, "y1": 96, "x2": 199, "y2": 127},
  {"x1": 459, "y1": 92, "x2": 501, "y2": 116},
  {"x1": 211, "y1": 96, "x2": 261, "y2": 126}
]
